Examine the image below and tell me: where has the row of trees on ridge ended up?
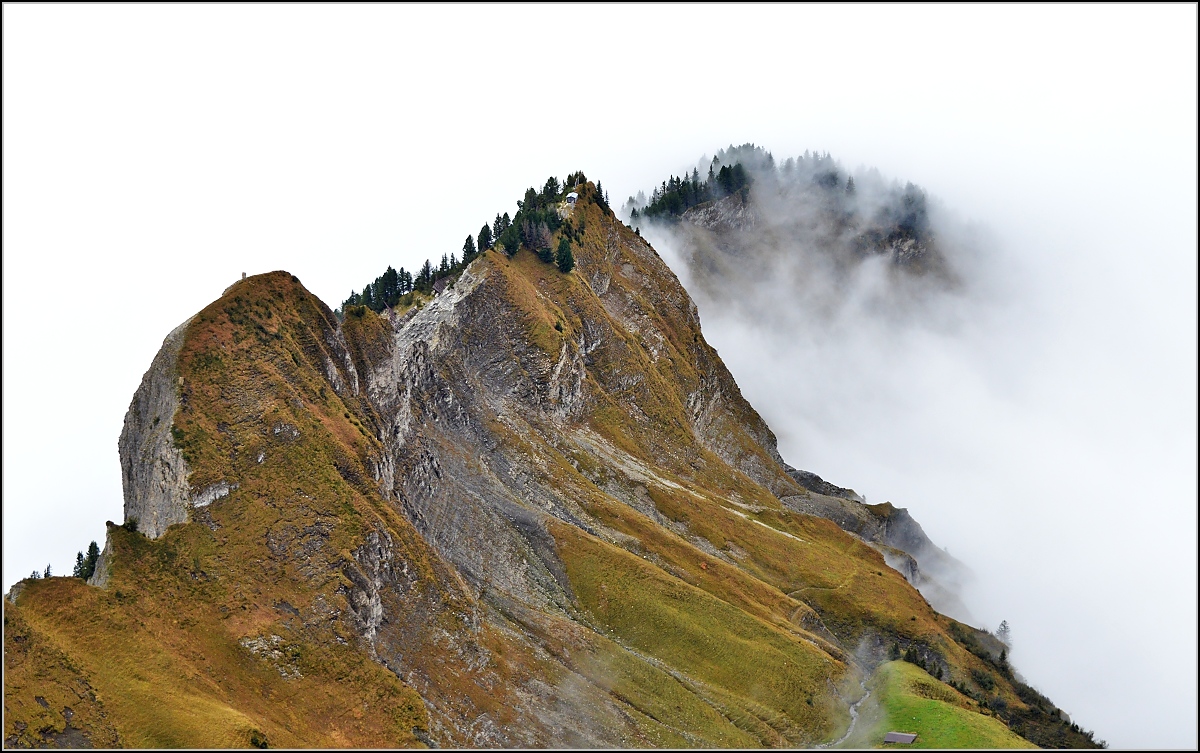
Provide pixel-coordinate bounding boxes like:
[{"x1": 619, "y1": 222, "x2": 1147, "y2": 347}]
[{"x1": 337, "y1": 173, "x2": 598, "y2": 318}]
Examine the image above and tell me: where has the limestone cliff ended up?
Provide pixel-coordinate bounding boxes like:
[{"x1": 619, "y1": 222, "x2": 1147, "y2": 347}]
[{"x1": 117, "y1": 317, "x2": 193, "y2": 539}]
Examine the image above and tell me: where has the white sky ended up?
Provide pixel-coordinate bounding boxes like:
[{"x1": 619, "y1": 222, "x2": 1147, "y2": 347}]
[{"x1": 3, "y1": 5, "x2": 1196, "y2": 748}]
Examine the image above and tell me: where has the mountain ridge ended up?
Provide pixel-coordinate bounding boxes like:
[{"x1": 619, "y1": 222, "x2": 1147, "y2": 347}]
[{"x1": 5, "y1": 179, "x2": 1101, "y2": 748}]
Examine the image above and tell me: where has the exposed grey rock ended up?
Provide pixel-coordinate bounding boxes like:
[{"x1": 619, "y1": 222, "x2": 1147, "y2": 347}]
[
  {"x1": 354, "y1": 239, "x2": 802, "y2": 623},
  {"x1": 872, "y1": 543, "x2": 920, "y2": 583},
  {"x1": 784, "y1": 465, "x2": 864, "y2": 502},
  {"x1": 5, "y1": 581, "x2": 26, "y2": 605},
  {"x1": 118, "y1": 317, "x2": 194, "y2": 539},
  {"x1": 115, "y1": 317, "x2": 242, "y2": 542},
  {"x1": 239, "y1": 634, "x2": 302, "y2": 680},
  {"x1": 191, "y1": 481, "x2": 236, "y2": 508},
  {"x1": 321, "y1": 225, "x2": 831, "y2": 744},
  {"x1": 87, "y1": 526, "x2": 114, "y2": 588},
  {"x1": 682, "y1": 191, "x2": 758, "y2": 232}
]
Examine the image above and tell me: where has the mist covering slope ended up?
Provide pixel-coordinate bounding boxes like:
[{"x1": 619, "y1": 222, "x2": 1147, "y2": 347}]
[
  {"x1": 5, "y1": 182, "x2": 1097, "y2": 748},
  {"x1": 628, "y1": 144, "x2": 982, "y2": 621},
  {"x1": 627, "y1": 145, "x2": 1109, "y2": 748}
]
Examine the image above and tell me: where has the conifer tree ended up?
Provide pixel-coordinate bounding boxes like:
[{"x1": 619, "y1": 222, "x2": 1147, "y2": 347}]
[
  {"x1": 478, "y1": 223, "x2": 492, "y2": 251},
  {"x1": 522, "y1": 187, "x2": 539, "y2": 211},
  {"x1": 72, "y1": 541, "x2": 101, "y2": 580},
  {"x1": 86, "y1": 541, "x2": 100, "y2": 576},
  {"x1": 556, "y1": 238, "x2": 575, "y2": 273},
  {"x1": 382, "y1": 266, "x2": 399, "y2": 306},
  {"x1": 499, "y1": 224, "x2": 521, "y2": 257},
  {"x1": 416, "y1": 259, "x2": 434, "y2": 292},
  {"x1": 463, "y1": 235, "x2": 477, "y2": 261}
]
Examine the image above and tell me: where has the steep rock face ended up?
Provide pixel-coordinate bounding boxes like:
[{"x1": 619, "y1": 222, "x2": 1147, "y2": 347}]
[
  {"x1": 117, "y1": 315, "x2": 243, "y2": 540},
  {"x1": 85, "y1": 528, "x2": 113, "y2": 588},
  {"x1": 323, "y1": 189, "x2": 1004, "y2": 745},
  {"x1": 349, "y1": 192, "x2": 806, "y2": 617},
  {"x1": 117, "y1": 318, "x2": 194, "y2": 538}
]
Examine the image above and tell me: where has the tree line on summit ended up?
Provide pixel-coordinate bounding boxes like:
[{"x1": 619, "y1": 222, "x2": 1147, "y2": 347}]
[
  {"x1": 623, "y1": 142, "x2": 934, "y2": 253},
  {"x1": 336, "y1": 173, "x2": 608, "y2": 319}
]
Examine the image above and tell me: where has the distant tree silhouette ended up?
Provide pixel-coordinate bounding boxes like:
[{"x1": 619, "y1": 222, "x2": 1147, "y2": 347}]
[{"x1": 997, "y1": 620, "x2": 1011, "y2": 646}]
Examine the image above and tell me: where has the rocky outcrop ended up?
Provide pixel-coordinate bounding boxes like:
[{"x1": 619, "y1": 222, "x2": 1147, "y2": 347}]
[
  {"x1": 116, "y1": 317, "x2": 242, "y2": 540},
  {"x1": 784, "y1": 465, "x2": 864, "y2": 502},
  {"x1": 4, "y1": 581, "x2": 26, "y2": 605},
  {"x1": 681, "y1": 191, "x2": 758, "y2": 232},
  {"x1": 117, "y1": 318, "x2": 194, "y2": 538},
  {"x1": 349, "y1": 204, "x2": 804, "y2": 617},
  {"x1": 86, "y1": 526, "x2": 114, "y2": 588}
]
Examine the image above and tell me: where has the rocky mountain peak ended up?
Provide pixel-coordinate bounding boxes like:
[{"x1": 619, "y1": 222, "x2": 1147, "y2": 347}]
[{"x1": 5, "y1": 182, "x2": 1100, "y2": 749}]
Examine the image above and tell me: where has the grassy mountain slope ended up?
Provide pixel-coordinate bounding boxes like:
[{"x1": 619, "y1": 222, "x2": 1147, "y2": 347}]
[
  {"x1": 841, "y1": 660, "x2": 1036, "y2": 749},
  {"x1": 6, "y1": 183, "x2": 1091, "y2": 748}
]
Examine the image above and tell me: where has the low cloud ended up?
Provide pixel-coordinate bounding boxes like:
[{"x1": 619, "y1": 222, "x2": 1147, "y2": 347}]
[{"x1": 635, "y1": 145, "x2": 1197, "y2": 748}]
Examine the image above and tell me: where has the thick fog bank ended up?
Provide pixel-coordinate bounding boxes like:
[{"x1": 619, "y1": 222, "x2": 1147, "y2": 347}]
[{"x1": 640, "y1": 150, "x2": 1197, "y2": 749}]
